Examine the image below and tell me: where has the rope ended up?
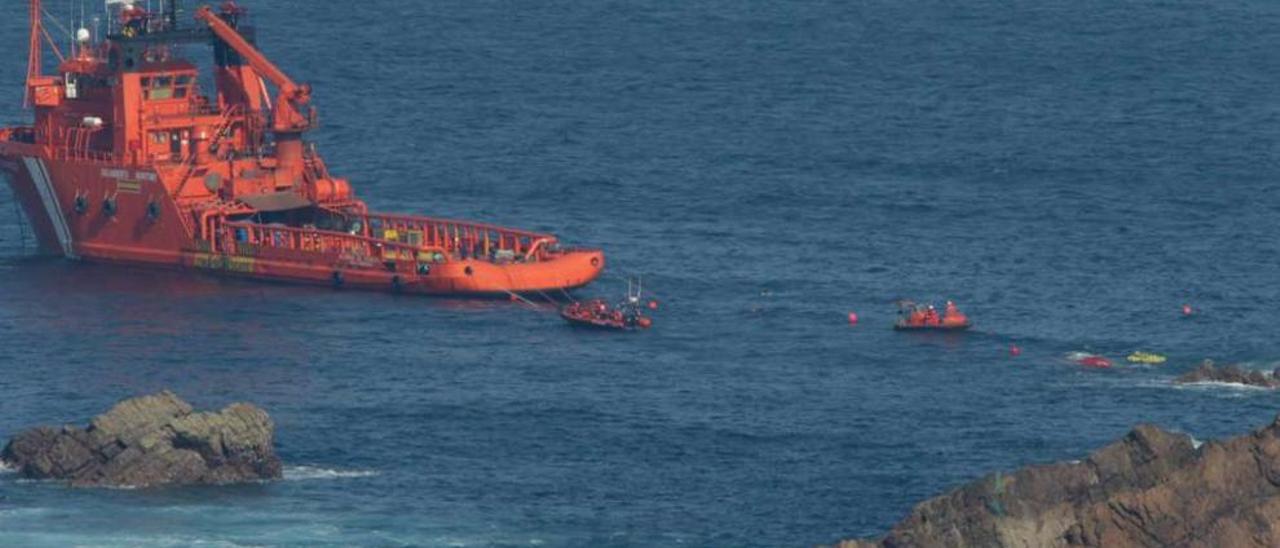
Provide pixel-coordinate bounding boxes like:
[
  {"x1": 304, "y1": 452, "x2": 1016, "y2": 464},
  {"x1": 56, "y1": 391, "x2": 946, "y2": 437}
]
[
  {"x1": 41, "y1": 7, "x2": 73, "y2": 38},
  {"x1": 536, "y1": 289, "x2": 561, "y2": 305},
  {"x1": 559, "y1": 287, "x2": 578, "y2": 304},
  {"x1": 501, "y1": 288, "x2": 541, "y2": 309},
  {"x1": 498, "y1": 268, "x2": 547, "y2": 310}
]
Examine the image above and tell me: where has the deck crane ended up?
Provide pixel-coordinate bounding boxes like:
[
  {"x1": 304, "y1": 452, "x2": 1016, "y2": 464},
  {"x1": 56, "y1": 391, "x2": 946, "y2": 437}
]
[{"x1": 194, "y1": 3, "x2": 313, "y2": 174}]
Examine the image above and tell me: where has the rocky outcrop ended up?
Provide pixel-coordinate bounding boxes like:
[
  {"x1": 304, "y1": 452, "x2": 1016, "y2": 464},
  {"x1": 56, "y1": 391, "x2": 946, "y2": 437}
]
[
  {"x1": 1174, "y1": 360, "x2": 1280, "y2": 389},
  {"x1": 0, "y1": 391, "x2": 281, "y2": 488},
  {"x1": 837, "y1": 414, "x2": 1280, "y2": 547}
]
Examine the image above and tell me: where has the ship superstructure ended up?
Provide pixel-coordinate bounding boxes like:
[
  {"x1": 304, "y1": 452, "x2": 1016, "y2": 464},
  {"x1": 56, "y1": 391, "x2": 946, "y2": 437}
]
[{"x1": 0, "y1": 0, "x2": 604, "y2": 295}]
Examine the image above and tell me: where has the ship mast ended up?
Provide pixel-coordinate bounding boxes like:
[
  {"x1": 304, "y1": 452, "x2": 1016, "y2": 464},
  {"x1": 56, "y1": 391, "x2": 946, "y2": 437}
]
[
  {"x1": 25, "y1": 0, "x2": 42, "y2": 108},
  {"x1": 24, "y1": 0, "x2": 69, "y2": 109}
]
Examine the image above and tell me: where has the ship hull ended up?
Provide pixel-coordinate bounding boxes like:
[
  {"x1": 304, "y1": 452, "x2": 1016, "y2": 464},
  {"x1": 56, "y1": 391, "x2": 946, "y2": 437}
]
[{"x1": 0, "y1": 148, "x2": 603, "y2": 296}]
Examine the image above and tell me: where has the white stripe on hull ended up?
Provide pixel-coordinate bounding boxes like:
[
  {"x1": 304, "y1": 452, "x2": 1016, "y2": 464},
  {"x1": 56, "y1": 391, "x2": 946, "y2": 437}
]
[{"x1": 22, "y1": 157, "x2": 76, "y2": 258}]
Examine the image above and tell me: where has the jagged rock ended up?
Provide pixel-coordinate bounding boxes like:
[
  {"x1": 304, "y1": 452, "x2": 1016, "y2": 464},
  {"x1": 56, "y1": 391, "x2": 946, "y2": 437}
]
[
  {"x1": 834, "y1": 415, "x2": 1280, "y2": 547},
  {"x1": 0, "y1": 391, "x2": 281, "y2": 488},
  {"x1": 1175, "y1": 360, "x2": 1279, "y2": 388}
]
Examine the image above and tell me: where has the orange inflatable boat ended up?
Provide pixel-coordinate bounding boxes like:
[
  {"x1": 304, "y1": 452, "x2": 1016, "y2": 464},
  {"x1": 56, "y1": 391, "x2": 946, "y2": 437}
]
[{"x1": 894, "y1": 300, "x2": 971, "y2": 331}]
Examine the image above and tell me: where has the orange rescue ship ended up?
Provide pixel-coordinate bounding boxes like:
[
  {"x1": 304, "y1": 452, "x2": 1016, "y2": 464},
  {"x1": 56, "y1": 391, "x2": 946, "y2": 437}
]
[{"x1": 0, "y1": 1, "x2": 604, "y2": 296}]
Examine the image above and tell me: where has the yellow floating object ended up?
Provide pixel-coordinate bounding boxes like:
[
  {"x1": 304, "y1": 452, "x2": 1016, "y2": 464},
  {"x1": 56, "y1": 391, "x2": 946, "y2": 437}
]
[{"x1": 1127, "y1": 351, "x2": 1167, "y2": 364}]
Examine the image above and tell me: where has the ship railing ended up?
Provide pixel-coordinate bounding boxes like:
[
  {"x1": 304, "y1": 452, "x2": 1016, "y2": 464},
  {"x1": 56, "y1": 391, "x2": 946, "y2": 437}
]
[
  {"x1": 359, "y1": 212, "x2": 559, "y2": 262},
  {"x1": 222, "y1": 220, "x2": 449, "y2": 264}
]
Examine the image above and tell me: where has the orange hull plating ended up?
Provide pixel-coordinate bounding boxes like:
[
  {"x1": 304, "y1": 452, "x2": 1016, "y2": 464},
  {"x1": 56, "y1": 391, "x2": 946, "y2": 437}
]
[
  {"x1": 1, "y1": 1, "x2": 603, "y2": 297},
  {"x1": 0, "y1": 141, "x2": 604, "y2": 295}
]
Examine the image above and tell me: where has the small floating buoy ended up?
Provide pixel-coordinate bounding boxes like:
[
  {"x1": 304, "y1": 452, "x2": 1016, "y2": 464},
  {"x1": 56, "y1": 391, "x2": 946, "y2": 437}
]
[
  {"x1": 1010, "y1": 344, "x2": 1022, "y2": 357},
  {"x1": 648, "y1": 300, "x2": 659, "y2": 310},
  {"x1": 847, "y1": 312, "x2": 859, "y2": 325},
  {"x1": 1182, "y1": 304, "x2": 1194, "y2": 316}
]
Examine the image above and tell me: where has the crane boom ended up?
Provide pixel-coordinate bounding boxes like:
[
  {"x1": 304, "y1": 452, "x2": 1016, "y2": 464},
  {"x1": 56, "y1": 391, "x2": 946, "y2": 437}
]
[{"x1": 194, "y1": 4, "x2": 311, "y2": 131}]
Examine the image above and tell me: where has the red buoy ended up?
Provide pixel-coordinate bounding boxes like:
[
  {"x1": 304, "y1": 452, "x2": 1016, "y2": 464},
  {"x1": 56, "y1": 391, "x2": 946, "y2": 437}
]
[
  {"x1": 848, "y1": 312, "x2": 859, "y2": 325},
  {"x1": 649, "y1": 300, "x2": 659, "y2": 310},
  {"x1": 1010, "y1": 344, "x2": 1022, "y2": 357},
  {"x1": 1182, "y1": 304, "x2": 1194, "y2": 316}
]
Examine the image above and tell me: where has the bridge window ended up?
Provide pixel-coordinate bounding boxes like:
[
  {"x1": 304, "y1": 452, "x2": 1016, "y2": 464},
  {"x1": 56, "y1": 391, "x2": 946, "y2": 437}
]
[{"x1": 141, "y1": 73, "x2": 196, "y2": 101}]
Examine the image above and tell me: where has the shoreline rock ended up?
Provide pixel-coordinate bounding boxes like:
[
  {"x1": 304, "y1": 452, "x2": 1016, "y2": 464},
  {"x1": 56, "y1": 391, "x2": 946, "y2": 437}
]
[
  {"x1": 835, "y1": 414, "x2": 1280, "y2": 547},
  {"x1": 1, "y1": 391, "x2": 281, "y2": 488},
  {"x1": 1174, "y1": 360, "x2": 1279, "y2": 389}
]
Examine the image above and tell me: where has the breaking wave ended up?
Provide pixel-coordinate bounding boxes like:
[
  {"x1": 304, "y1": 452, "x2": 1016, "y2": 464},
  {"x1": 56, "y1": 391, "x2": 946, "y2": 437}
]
[
  {"x1": 1173, "y1": 380, "x2": 1271, "y2": 392},
  {"x1": 0, "y1": 460, "x2": 13, "y2": 474},
  {"x1": 282, "y1": 466, "x2": 379, "y2": 481}
]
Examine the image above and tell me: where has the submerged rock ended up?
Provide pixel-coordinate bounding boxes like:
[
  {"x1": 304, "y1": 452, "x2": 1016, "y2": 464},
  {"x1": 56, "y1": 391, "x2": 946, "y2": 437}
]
[
  {"x1": 834, "y1": 415, "x2": 1280, "y2": 547},
  {"x1": 1174, "y1": 360, "x2": 1279, "y2": 388},
  {"x1": 0, "y1": 391, "x2": 281, "y2": 488}
]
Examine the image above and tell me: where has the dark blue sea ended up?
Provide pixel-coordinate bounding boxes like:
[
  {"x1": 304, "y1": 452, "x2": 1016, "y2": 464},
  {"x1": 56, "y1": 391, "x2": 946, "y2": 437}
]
[{"x1": 3, "y1": 1, "x2": 1280, "y2": 546}]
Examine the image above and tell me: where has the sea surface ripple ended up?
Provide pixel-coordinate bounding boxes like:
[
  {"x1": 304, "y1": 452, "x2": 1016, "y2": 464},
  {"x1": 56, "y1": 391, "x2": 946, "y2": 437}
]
[{"x1": 1, "y1": 1, "x2": 1279, "y2": 546}]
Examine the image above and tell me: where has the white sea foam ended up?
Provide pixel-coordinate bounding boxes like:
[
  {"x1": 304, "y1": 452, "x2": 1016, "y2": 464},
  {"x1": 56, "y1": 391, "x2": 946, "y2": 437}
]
[
  {"x1": 1173, "y1": 380, "x2": 1272, "y2": 392},
  {"x1": 1132, "y1": 378, "x2": 1273, "y2": 396},
  {"x1": 282, "y1": 465, "x2": 379, "y2": 481},
  {"x1": 0, "y1": 460, "x2": 13, "y2": 474},
  {"x1": 429, "y1": 536, "x2": 549, "y2": 547}
]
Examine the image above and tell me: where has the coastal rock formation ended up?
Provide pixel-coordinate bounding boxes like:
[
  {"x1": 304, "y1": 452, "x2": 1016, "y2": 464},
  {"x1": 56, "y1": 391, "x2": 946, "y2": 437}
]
[
  {"x1": 1174, "y1": 360, "x2": 1280, "y2": 389},
  {"x1": 838, "y1": 414, "x2": 1280, "y2": 547},
  {"x1": 0, "y1": 391, "x2": 281, "y2": 488}
]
